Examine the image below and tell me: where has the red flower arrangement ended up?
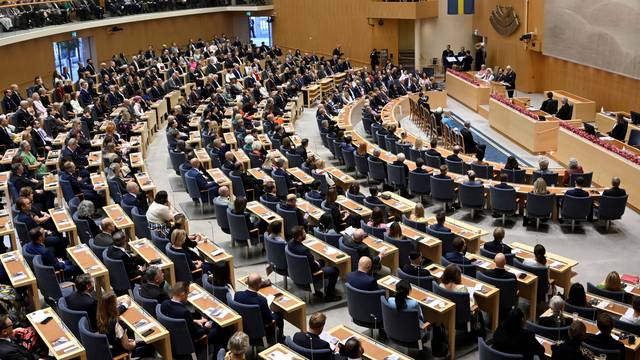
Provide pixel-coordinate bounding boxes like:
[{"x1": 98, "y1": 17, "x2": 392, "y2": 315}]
[
  {"x1": 490, "y1": 94, "x2": 540, "y2": 121},
  {"x1": 559, "y1": 122, "x2": 640, "y2": 165},
  {"x1": 447, "y1": 69, "x2": 482, "y2": 87}
]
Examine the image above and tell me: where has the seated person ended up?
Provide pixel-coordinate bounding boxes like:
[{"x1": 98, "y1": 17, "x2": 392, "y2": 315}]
[
  {"x1": 483, "y1": 227, "x2": 511, "y2": 254},
  {"x1": 94, "y1": 218, "x2": 116, "y2": 246},
  {"x1": 280, "y1": 193, "x2": 308, "y2": 229},
  {"x1": 429, "y1": 211, "x2": 450, "y2": 232},
  {"x1": 60, "y1": 161, "x2": 104, "y2": 207},
  {"x1": 425, "y1": 138, "x2": 444, "y2": 165},
  {"x1": 106, "y1": 230, "x2": 146, "y2": 282},
  {"x1": 391, "y1": 152, "x2": 410, "y2": 178},
  {"x1": 324, "y1": 189, "x2": 352, "y2": 231},
  {"x1": 608, "y1": 113, "x2": 628, "y2": 142},
  {"x1": 555, "y1": 96, "x2": 573, "y2": 120},
  {"x1": 602, "y1": 176, "x2": 626, "y2": 197},
  {"x1": 522, "y1": 244, "x2": 548, "y2": 268},
  {"x1": 598, "y1": 271, "x2": 623, "y2": 292},
  {"x1": 215, "y1": 186, "x2": 232, "y2": 207},
  {"x1": 75, "y1": 200, "x2": 101, "y2": 237},
  {"x1": 260, "y1": 182, "x2": 280, "y2": 204},
  {"x1": 230, "y1": 196, "x2": 262, "y2": 243},
  {"x1": 122, "y1": 182, "x2": 149, "y2": 213},
  {"x1": 621, "y1": 297, "x2": 640, "y2": 325},
  {"x1": 562, "y1": 158, "x2": 584, "y2": 186},
  {"x1": 504, "y1": 156, "x2": 520, "y2": 170},
  {"x1": 307, "y1": 180, "x2": 324, "y2": 200},
  {"x1": 186, "y1": 158, "x2": 219, "y2": 203},
  {"x1": 472, "y1": 150, "x2": 487, "y2": 166},
  {"x1": 484, "y1": 253, "x2": 516, "y2": 280},
  {"x1": 346, "y1": 257, "x2": 378, "y2": 291},
  {"x1": 0, "y1": 314, "x2": 40, "y2": 359},
  {"x1": 539, "y1": 295, "x2": 573, "y2": 328},
  {"x1": 409, "y1": 203, "x2": 427, "y2": 223},
  {"x1": 139, "y1": 265, "x2": 170, "y2": 303},
  {"x1": 412, "y1": 158, "x2": 430, "y2": 174},
  {"x1": 439, "y1": 264, "x2": 475, "y2": 309},
  {"x1": 401, "y1": 251, "x2": 433, "y2": 276},
  {"x1": 169, "y1": 229, "x2": 210, "y2": 277},
  {"x1": 551, "y1": 321, "x2": 593, "y2": 360},
  {"x1": 444, "y1": 237, "x2": 474, "y2": 265},
  {"x1": 64, "y1": 274, "x2": 98, "y2": 329},
  {"x1": 316, "y1": 213, "x2": 338, "y2": 235},
  {"x1": 584, "y1": 314, "x2": 626, "y2": 356},
  {"x1": 387, "y1": 279, "x2": 427, "y2": 336},
  {"x1": 292, "y1": 312, "x2": 335, "y2": 358},
  {"x1": 343, "y1": 229, "x2": 382, "y2": 268},
  {"x1": 536, "y1": 158, "x2": 555, "y2": 176},
  {"x1": 23, "y1": 226, "x2": 76, "y2": 279},
  {"x1": 367, "y1": 207, "x2": 387, "y2": 230},
  {"x1": 565, "y1": 176, "x2": 589, "y2": 197},
  {"x1": 340, "y1": 337, "x2": 365, "y2": 360},
  {"x1": 264, "y1": 221, "x2": 285, "y2": 243},
  {"x1": 231, "y1": 162, "x2": 263, "y2": 200},
  {"x1": 566, "y1": 283, "x2": 591, "y2": 308},
  {"x1": 288, "y1": 226, "x2": 341, "y2": 301},
  {"x1": 223, "y1": 332, "x2": 250, "y2": 360},
  {"x1": 493, "y1": 173, "x2": 513, "y2": 190},
  {"x1": 463, "y1": 170, "x2": 482, "y2": 186},
  {"x1": 493, "y1": 308, "x2": 545, "y2": 360},
  {"x1": 364, "y1": 186, "x2": 384, "y2": 206},
  {"x1": 446, "y1": 145, "x2": 463, "y2": 162},
  {"x1": 433, "y1": 165, "x2": 451, "y2": 180},
  {"x1": 234, "y1": 273, "x2": 284, "y2": 342}
]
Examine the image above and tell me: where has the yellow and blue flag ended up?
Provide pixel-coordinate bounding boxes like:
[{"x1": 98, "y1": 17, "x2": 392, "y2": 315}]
[{"x1": 447, "y1": 0, "x2": 474, "y2": 15}]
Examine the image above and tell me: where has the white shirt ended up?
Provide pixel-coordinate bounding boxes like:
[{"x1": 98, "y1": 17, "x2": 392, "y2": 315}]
[
  {"x1": 621, "y1": 311, "x2": 640, "y2": 325},
  {"x1": 146, "y1": 202, "x2": 173, "y2": 224}
]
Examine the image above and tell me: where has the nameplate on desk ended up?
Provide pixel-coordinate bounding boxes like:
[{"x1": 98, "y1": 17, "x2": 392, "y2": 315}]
[
  {"x1": 210, "y1": 249, "x2": 224, "y2": 257},
  {"x1": 206, "y1": 307, "x2": 229, "y2": 319},
  {"x1": 188, "y1": 290, "x2": 203, "y2": 301},
  {"x1": 267, "y1": 350, "x2": 294, "y2": 360},
  {"x1": 52, "y1": 337, "x2": 75, "y2": 352},
  {"x1": 383, "y1": 277, "x2": 399, "y2": 286}
]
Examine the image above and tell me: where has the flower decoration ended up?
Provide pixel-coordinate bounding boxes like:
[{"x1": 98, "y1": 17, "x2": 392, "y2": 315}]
[{"x1": 559, "y1": 122, "x2": 640, "y2": 165}]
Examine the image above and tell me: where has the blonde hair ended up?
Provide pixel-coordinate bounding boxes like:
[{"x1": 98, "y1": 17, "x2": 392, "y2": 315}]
[
  {"x1": 171, "y1": 229, "x2": 187, "y2": 247},
  {"x1": 604, "y1": 271, "x2": 622, "y2": 292},
  {"x1": 532, "y1": 177, "x2": 547, "y2": 194},
  {"x1": 315, "y1": 158, "x2": 325, "y2": 170},
  {"x1": 105, "y1": 121, "x2": 116, "y2": 134},
  {"x1": 413, "y1": 203, "x2": 425, "y2": 218},
  {"x1": 415, "y1": 138, "x2": 423, "y2": 149}
]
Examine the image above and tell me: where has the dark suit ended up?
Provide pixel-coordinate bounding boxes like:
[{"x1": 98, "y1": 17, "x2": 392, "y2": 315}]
[
  {"x1": 346, "y1": 270, "x2": 378, "y2": 291},
  {"x1": 106, "y1": 246, "x2": 144, "y2": 280},
  {"x1": 493, "y1": 183, "x2": 514, "y2": 190},
  {"x1": 425, "y1": 148, "x2": 444, "y2": 165},
  {"x1": 484, "y1": 267, "x2": 517, "y2": 280},
  {"x1": 234, "y1": 289, "x2": 283, "y2": 339},
  {"x1": 287, "y1": 240, "x2": 339, "y2": 296},
  {"x1": 139, "y1": 281, "x2": 170, "y2": 303},
  {"x1": 551, "y1": 339, "x2": 591, "y2": 360},
  {"x1": 429, "y1": 223, "x2": 451, "y2": 233},
  {"x1": 460, "y1": 127, "x2": 476, "y2": 153},
  {"x1": 343, "y1": 237, "x2": 379, "y2": 264},
  {"x1": 493, "y1": 326, "x2": 545, "y2": 360},
  {"x1": 503, "y1": 71, "x2": 516, "y2": 98},
  {"x1": 608, "y1": 121, "x2": 628, "y2": 142},
  {"x1": 0, "y1": 127, "x2": 16, "y2": 149},
  {"x1": 565, "y1": 188, "x2": 589, "y2": 198},
  {"x1": 584, "y1": 333, "x2": 626, "y2": 357},
  {"x1": 444, "y1": 251, "x2": 472, "y2": 265},
  {"x1": 160, "y1": 299, "x2": 213, "y2": 343},
  {"x1": 0, "y1": 339, "x2": 38, "y2": 360},
  {"x1": 556, "y1": 104, "x2": 573, "y2": 120},
  {"x1": 540, "y1": 98, "x2": 558, "y2": 114},
  {"x1": 401, "y1": 263, "x2": 433, "y2": 277},
  {"x1": 538, "y1": 315, "x2": 572, "y2": 328},
  {"x1": 65, "y1": 291, "x2": 97, "y2": 329},
  {"x1": 603, "y1": 187, "x2": 626, "y2": 197},
  {"x1": 292, "y1": 332, "x2": 333, "y2": 360},
  {"x1": 483, "y1": 241, "x2": 512, "y2": 254}
]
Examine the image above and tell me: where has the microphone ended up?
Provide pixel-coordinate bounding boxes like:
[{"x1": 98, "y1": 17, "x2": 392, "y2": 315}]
[
  {"x1": 555, "y1": 313, "x2": 562, "y2": 341},
  {"x1": 370, "y1": 313, "x2": 378, "y2": 337},
  {"x1": 305, "y1": 333, "x2": 314, "y2": 360}
]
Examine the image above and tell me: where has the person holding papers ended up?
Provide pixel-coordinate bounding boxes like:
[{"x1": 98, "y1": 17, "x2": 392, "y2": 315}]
[
  {"x1": 234, "y1": 273, "x2": 284, "y2": 343},
  {"x1": 292, "y1": 312, "x2": 335, "y2": 360}
]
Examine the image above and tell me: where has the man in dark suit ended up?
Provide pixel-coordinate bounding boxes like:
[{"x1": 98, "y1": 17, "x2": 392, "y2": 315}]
[
  {"x1": 2, "y1": 90, "x2": 18, "y2": 114},
  {"x1": 493, "y1": 173, "x2": 514, "y2": 190},
  {"x1": 12, "y1": 101, "x2": 33, "y2": 131},
  {"x1": 484, "y1": 253, "x2": 516, "y2": 280},
  {"x1": 65, "y1": 274, "x2": 98, "y2": 329},
  {"x1": 60, "y1": 161, "x2": 103, "y2": 206},
  {"x1": 106, "y1": 230, "x2": 145, "y2": 281},
  {"x1": 260, "y1": 182, "x2": 280, "y2": 204},
  {"x1": 444, "y1": 237, "x2": 474, "y2": 265},
  {"x1": 503, "y1": 66, "x2": 516, "y2": 98},
  {"x1": 94, "y1": 218, "x2": 115, "y2": 247},
  {"x1": 540, "y1": 92, "x2": 558, "y2": 115},
  {"x1": 292, "y1": 312, "x2": 334, "y2": 360},
  {"x1": 62, "y1": 139, "x2": 89, "y2": 168},
  {"x1": 425, "y1": 138, "x2": 444, "y2": 165},
  {"x1": 234, "y1": 273, "x2": 285, "y2": 342},
  {"x1": 343, "y1": 229, "x2": 381, "y2": 267},
  {"x1": 160, "y1": 282, "x2": 217, "y2": 348},
  {"x1": 122, "y1": 182, "x2": 149, "y2": 213},
  {"x1": 446, "y1": 146, "x2": 463, "y2": 162},
  {"x1": 139, "y1": 265, "x2": 169, "y2": 303},
  {"x1": 584, "y1": 314, "x2": 626, "y2": 356},
  {"x1": 483, "y1": 227, "x2": 512, "y2": 254},
  {"x1": 602, "y1": 177, "x2": 626, "y2": 197},
  {"x1": 429, "y1": 211, "x2": 451, "y2": 233},
  {"x1": 364, "y1": 186, "x2": 384, "y2": 206},
  {"x1": 230, "y1": 162, "x2": 261, "y2": 200},
  {"x1": 565, "y1": 176, "x2": 589, "y2": 198},
  {"x1": 23, "y1": 226, "x2": 76, "y2": 278},
  {"x1": 391, "y1": 152, "x2": 410, "y2": 178},
  {"x1": 186, "y1": 158, "x2": 219, "y2": 203},
  {"x1": 412, "y1": 158, "x2": 430, "y2": 175},
  {"x1": 556, "y1": 97, "x2": 573, "y2": 120},
  {"x1": 273, "y1": 158, "x2": 299, "y2": 190},
  {"x1": 401, "y1": 251, "x2": 433, "y2": 277},
  {"x1": 346, "y1": 256, "x2": 378, "y2": 291},
  {"x1": 607, "y1": 113, "x2": 629, "y2": 142},
  {"x1": 460, "y1": 121, "x2": 477, "y2": 154},
  {"x1": 288, "y1": 226, "x2": 341, "y2": 301},
  {"x1": 306, "y1": 181, "x2": 324, "y2": 201},
  {"x1": 0, "y1": 314, "x2": 38, "y2": 360},
  {"x1": 0, "y1": 115, "x2": 17, "y2": 149}
]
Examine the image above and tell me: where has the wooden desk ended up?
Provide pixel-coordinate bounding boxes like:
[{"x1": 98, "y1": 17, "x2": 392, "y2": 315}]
[
  {"x1": 129, "y1": 238, "x2": 175, "y2": 285},
  {"x1": 194, "y1": 148, "x2": 212, "y2": 169},
  {"x1": 257, "y1": 134, "x2": 272, "y2": 150},
  {"x1": 378, "y1": 275, "x2": 456, "y2": 358},
  {"x1": 231, "y1": 149, "x2": 250, "y2": 170},
  {"x1": 238, "y1": 276, "x2": 307, "y2": 331},
  {"x1": 187, "y1": 283, "x2": 242, "y2": 330},
  {"x1": 362, "y1": 235, "x2": 399, "y2": 274},
  {"x1": 536, "y1": 335, "x2": 555, "y2": 357},
  {"x1": 510, "y1": 242, "x2": 578, "y2": 292},
  {"x1": 43, "y1": 173, "x2": 62, "y2": 206},
  {"x1": 335, "y1": 195, "x2": 373, "y2": 218},
  {"x1": 27, "y1": 308, "x2": 86, "y2": 360},
  {"x1": 400, "y1": 224, "x2": 442, "y2": 263},
  {"x1": 303, "y1": 235, "x2": 351, "y2": 280},
  {"x1": 49, "y1": 207, "x2": 78, "y2": 245},
  {"x1": 0, "y1": 148, "x2": 18, "y2": 165},
  {"x1": 546, "y1": 90, "x2": 596, "y2": 121},
  {"x1": 427, "y1": 263, "x2": 500, "y2": 330},
  {"x1": 103, "y1": 204, "x2": 135, "y2": 241},
  {"x1": 268, "y1": 149, "x2": 288, "y2": 168},
  {"x1": 52, "y1": 133, "x2": 67, "y2": 148},
  {"x1": 296, "y1": 198, "x2": 325, "y2": 223},
  {"x1": 46, "y1": 149, "x2": 62, "y2": 168},
  {"x1": 586, "y1": 293, "x2": 634, "y2": 319},
  {"x1": 466, "y1": 253, "x2": 539, "y2": 320},
  {"x1": 67, "y1": 244, "x2": 110, "y2": 291},
  {"x1": 425, "y1": 216, "x2": 487, "y2": 253},
  {"x1": 248, "y1": 168, "x2": 274, "y2": 184},
  {"x1": 223, "y1": 132, "x2": 237, "y2": 149},
  {"x1": 329, "y1": 325, "x2": 412, "y2": 360},
  {"x1": 0, "y1": 209, "x2": 17, "y2": 251},
  {"x1": 118, "y1": 295, "x2": 172, "y2": 359},
  {"x1": 596, "y1": 111, "x2": 638, "y2": 143},
  {"x1": 302, "y1": 84, "x2": 321, "y2": 107},
  {"x1": 259, "y1": 343, "x2": 305, "y2": 360},
  {"x1": 134, "y1": 171, "x2": 157, "y2": 199},
  {"x1": 1, "y1": 251, "x2": 40, "y2": 310},
  {"x1": 380, "y1": 191, "x2": 416, "y2": 215},
  {"x1": 287, "y1": 167, "x2": 314, "y2": 185},
  {"x1": 196, "y1": 239, "x2": 236, "y2": 288},
  {"x1": 89, "y1": 172, "x2": 110, "y2": 205},
  {"x1": 446, "y1": 71, "x2": 490, "y2": 112},
  {"x1": 246, "y1": 201, "x2": 284, "y2": 237},
  {"x1": 319, "y1": 77, "x2": 335, "y2": 95},
  {"x1": 325, "y1": 167, "x2": 355, "y2": 191},
  {"x1": 129, "y1": 152, "x2": 145, "y2": 172}
]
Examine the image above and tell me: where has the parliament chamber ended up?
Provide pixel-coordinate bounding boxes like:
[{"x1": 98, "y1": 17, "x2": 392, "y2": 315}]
[{"x1": 0, "y1": 0, "x2": 639, "y2": 359}]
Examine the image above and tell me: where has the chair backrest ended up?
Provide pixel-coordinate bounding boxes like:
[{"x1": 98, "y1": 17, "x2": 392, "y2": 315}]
[
  {"x1": 68, "y1": 196, "x2": 81, "y2": 216},
  {"x1": 479, "y1": 248, "x2": 515, "y2": 265},
  {"x1": 564, "y1": 302, "x2": 597, "y2": 321},
  {"x1": 476, "y1": 272, "x2": 518, "y2": 313},
  {"x1": 560, "y1": 194, "x2": 594, "y2": 220},
  {"x1": 332, "y1": 140, "x2": 344, "y2": 160},
  {"x1": 397, "y1": 268, "x2": 433, "y2": 291},
  {"x1": 526, "y1": 193, "x2": 556, "y2": 218},
  {"x1": 120, "y1": 201, "x2": 135, "y2": 218},
  {"x1": 478, "y1": 337, "x2": 523, "y2": 359},
  {"x1": 386, "y1": 163, "x2": 406, "y2": 187},
  {"x1": 72, "y1": 212, "x2": 94, "y2": 244},
  {"x1": 276, "y1": 203, "x2": 300, "y2": 237},
  {"x1": 531, "y1": 171, "x2": 559, "y2": 187},
  {"x1": 501, "y1": 169, "x2": 526, "y2": 184},
  {"x1": 165, "y1": 243, "x2": 194, "y2": 283},
  {"x1": 344, "y1": 192, "x2": 364, "y2": 206},
  {"x1": 367, "y1": 158, "x2": 387, "y2": 182},
  {"x1": 131, "y1": 207, "x2": 151, "y2": 240},
  {"x1": 226, "y1": 293, "x2": 268, "y2": 342},
  {"x1": 513, "y1": 258, "x2": 548, "y2": 302},
  {"x1": 13, "y1": 216, "x2": 30, "y2": 245},
  {"x1": 408, "y1": 148, "x2": 422, "y2": 162},
  {"x1": 526, "y1": 320, "x2": 570, "y2": 341},
  {"x1": 213, "y1": 198, "x2": 230, "y2": 232},
  {"x1": 32, "y1": 255, "x2": 63, "y2": 301},
  {"x1": 248, "y1": 153, "x2": 263, "y2": 169},
  {"x1": 376, "y1": 132, "x2": 387, "y2": 150},
  {"x1": 88, "y1": 238, "x2": 108, "y2": 262},
  {"x1": 490, "y1": 187, "x2": 517, "y2": 213},
  {"x1": 155, "y1": 304, "x2": 197, "y2": 357},
  {"x1": 432, "y1": 281, "x2": 471, "y2": 327},
  {"x1": 582, "y1": 342, "x2": 621, "y2": 360},
  {"x1": 385, "y1": 136, "x2": 397, "y2": 154},
  {"x1": 59, "y1": 178, "x2": 77, "y2": 203},
  {"x1": 425, "y1": 154, "x2": 442, "y2": 168},
  {"x1": 569, "y1": 171, "x2": 593, "y2": 187},
  {"x1": 459, "y1": 183, "x2": 485, "y2": 208},
  {"x1": 265, "y1": 236, "x2": 288, "y2": 273},
  {"x1": 444, "y1": 159, "x2": 464, "y2": 175},
  {"x1": 383, "y1": 234, "x2": 414, "y2": 268},
  {"x1": 408, "y1": 171, "x2": 431, "y2": 195},
  {"x1": 57, "y1": 296, "x2": 88, "y2": 339},
  {"x1": 430, "y1": 176, "x2": 456, "y2": 202},
  {"x1": 586, "y1": 282, "x2": 626, "y2": 302},
  {"x1": 184, "y1": 172, "x2": 203, "y2": 202},
  {"x1": 614, "y1": 318, "x2": 640, "y2": 336},
  {"x1": 260, "y1": 195, "x2": 281, "y2": 212},
  {"x1": 426, "y1": 227, "x2": 455, "y2": 254},
  {"x1": 628, "y1": 129, "x2": 640, "y2": 146},
  {"x1": 360, "y1": 219, "x2": 386, "y2": 239},
  {"x1": 133, "y1": 284, "x2": 159, "y2": 316},
  {"x1": 470, "y1": 163, "x2": 493, "y2": 179},
  {"x1": 313, "y1": 228, "x2": 341, "y2": 248},
  {"x1": 272, "y1": 173, "x2": 291, "y2": 198},
  {"x1": 344, "y1": 283, "x2": 385, "y2": 328},
  {"x1": 401, "y1": 214, "x2": 427, "y2": 232},
  {"x1": 78, "y1": 317, "x2": 114, "y2": 360},
  {"x1": 440, "y1": 256, "x2": 476, "y2": 277},
  {"x1": 102, "y1": 249, "x2": 132, "y2": 292},
  {"x1": 310, "y1": 172, "x2": 329, "y2": 194},
  {"x1": 229, "y1": 173, "x2": 247, "y2": 198},
  {"x1": 354, "y1": 152, "x2": 369, "y2": 177},
  {"x1": 107, "y1": 180, "x2": 123, "y2": 204},
  {"x1": 169, "y1": 149, "x2": 186, "y2": 173},
  {"x1": 342, "y1": 149, "x2": 356, "y2": 170},
  {"x1": 380, "y1": 295, "x2": 421, "y2": 345},
  {"x1": 285, "y1": 245, "x2": 314, "y2": 286},
  {"x1": 598, "y1": 195, "x2": 628, "y2": 221},
  {"x1": 226, "y1": 207, "x2": 251, "y2": 243},
  {"x1": 339, "y1": 238, "x2": 360, "y2": 272},
  {"x1": 287, "y1": 153, "x2": 304, "y2": 169},
  {"x1": 285, "y1": 336, "x2": 333, "y2": 360}
]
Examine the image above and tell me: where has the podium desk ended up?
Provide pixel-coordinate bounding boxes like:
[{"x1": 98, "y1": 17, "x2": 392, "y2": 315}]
[{"x1": 546, "y1": 90, "x2": 596, "y2": 121}]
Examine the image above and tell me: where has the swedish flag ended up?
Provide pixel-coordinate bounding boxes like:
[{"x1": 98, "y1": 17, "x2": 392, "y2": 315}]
[{"x1": 448, "y1": 0, "x2": 474, "y2": 15}]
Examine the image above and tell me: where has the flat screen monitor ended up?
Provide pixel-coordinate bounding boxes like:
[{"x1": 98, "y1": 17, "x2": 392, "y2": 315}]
[
  {"x1": 630, "y1": 111, "x2": 640, "y2": 125},
  {"x1": 583, "y1": 122, "x2": 596, "y2": 136}
]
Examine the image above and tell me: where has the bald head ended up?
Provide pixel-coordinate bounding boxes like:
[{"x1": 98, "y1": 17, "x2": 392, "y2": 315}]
[
  {"x1": 219, "y1": 186, "x2": 229, "y2": 197},
  {"x1": 494, "y1": 253, "x2": 506, "y2": 269},
  {"x1": 190, "y1": 158, "x2": 201, "y2": 168},
  {"x1": 126, "y1": 182, "x2": 139, "y2": 194},
  {"x1": 357, "y1": 256, "x2": 372, "y2": 273},
  {"x1": 247, "y1": 273, "x2": 262, "y2": 291},
  {"x1": 353, "y1": 229, "x2": 366, "y2": 243}
]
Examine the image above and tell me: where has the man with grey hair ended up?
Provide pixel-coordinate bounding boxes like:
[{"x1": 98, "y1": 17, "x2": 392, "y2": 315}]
[
  {"x1": 122, "y1": 181, "x2": 148, "y2": 213},
  {"x1": 140, "y1": 265, "x2": 169, "y2": 303},
  {"x1": 215, "y1": 186, "x2": 232, "y2": 206},
  {"x1": 447, "y1": 145, "x2": 463, "y2": 162},
  {"x1": 272, "y1": 156, "x2": 299, "y2": 190},
  {"x1": 62, "y1": 137, "x2": 89, "y2": 169},
  {"x1": 603, "y1": 177, "x2": 626, "y2": 197},
  {"x1": 13, "y1": 100, "x2": 33, "y2": 131},
  {"x1": 556, "y1": 96, "x2": 573, "y2": 120},
  {"x1": 343, "y1": 228, "x2": 383, "y2": 269},
  {"x1": 392, "y1": 153, "x2": 410, "y2": 193},
  {"x1": 537, "y1": 157, "x2": 552, "y2": 174},
  {"x1": 95, "y1": 218, "x2": 116, "y2": 246},
  {"x1": 539, "y1": 295, "x2": 572, "y2": 327}
]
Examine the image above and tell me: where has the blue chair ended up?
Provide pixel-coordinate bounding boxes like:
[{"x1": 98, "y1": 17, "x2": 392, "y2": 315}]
[
  {"x1": 476, "y1": 272, "x2": 518, "y2": 320},
  {"x1": 397, "y1": 268, "x2": 433, "y2": 290},
  {"x1": 360, "y1": 219, "x2": 386, "y2": 239},
  {"x1": 526, "y1": 321, "x2": 569, "y2": 341},
  {"x1": 561, "y1": 194, "x2": 593, "y2": 232},
  {"x1": 285, "y1": 244, "x2": 323, "y2": 301},
  {"x1": 156, "y1": 304, "x2": 206, "y2": 360},
  {"x1": 430, "y1": 176, "x2": 456, "y2": 212},
  {"x1": 598, "y1": 195, "x2": 628, "y2": 231},
  {"x1": 213, "y1": 198, "x2": 230, "y2": 234},
  {"x1": 313, "y1": 228, "x2": 341, "y2": 249},
  {"x1": 367, "y1": 158, "x2": 387, "y2": 184},
  {"x1": 426, "y1": 227, "x2": 455, "y2": 255},
  {"x1": 259, "y1": 195, "x2": 281, "y2": 212},
  {"x1": 354, "y1": 152, "x2": 369, "y2": 181},
  {"x1": 131, "y1": 207, "x2": 152, "y2": 240},
  {"x1": 376, "y1": 132, "x2": 387, "y2": 150},
  {"x1": 185, "y1": 172, "x2": 214, "y2": 214},
  {"x1": 150, "y1": 231, "x2": 170, "y2": 254},
  {"x1": 13, "y1": 216, "x2": 30, "y2": 245},
  {"x1": 525, "y1": 193, "x2": 556, "y2": 230},
  {"x1": 380, "y1": 295, "x2": 424, "y2": 351},
  {"x1": 342, "y1": 148, "x2": 355, "y2": 171},
  {"x1": 408, "y1": 171, "x2": 431, "y2": 202},
  {"x1": 386, "y1": 163, "x2": 406, "y2": 189},
  {"x1": 33, "y1": 255, "x2": 73, "y2": 305},
  {"x1": 133, "y1": 284, "x2": 158, "y2": 316},
  {"x1": 614, "y1": 318, "x2": 640, "y2": 337},
  {"x1": 433, "y1": 280, "x2": 472, "y2": 332},
  {"x1": 88, "y1": 238, "x2": 108, "y2": 262},
  {"x1": 513, "y1": 258, "x2": 549, "y2": 303},
  {"x1": 276, "y1": 203, "x2": 300, "y2": 238},
  {"x1": 78, "y1": 317, "x2": 127, "y2": 360},
  {"x1": 273, "y1": 173, "x2": 293, "y2": 198},
  {"x1": 311, "y1": 172, "x2": 329, "y2": 195},
  {"x1": 385, "y1": 136, "x2": 397, "y2": 154},
  {"x1": 285, "y1": 336, "x2": 333, "y2": 360},
  {"x1": 440, "y1": 256, "x2": 476, "y2": 278},
  {"x1": 458, "y1": 183, "x2": 485, "y2": 218},
  {"x1": 532, "y1": 171, "x2": 559, "y2": 187},
  {"x1": 564, "y1": 302, "x2": 597, "y2": 321},
  {"x1": 478, "y1": 337, "x2": 523, "y2": 359},
  {"x1": 226, "y1": 293, "x2": 271, "y2": 349},
  {"x1": 408, "y1": 148, "x2": 422, "y2": 162},
  {"x1": 470, "y1": 163, "x2": 493, "y2": 180},
  {"x1": 72, "y1": 213, "x2": 94, "y2": 244},
  {"x1": 345, "y1": 283, "x2": 385, "y2": 333},
  {"x1": 332, "y1": 140, "x2": 344, "y2": 165},
  {"x1": 120, "y1": 202, "x2": 135, "y2": 218},
  {"x1": 339, "y1": 238, "x2": 360, "y2": 272},
  {"x1": 501, "y1": 169, "x2": 526, "y2": 184},
  {"x1": 265, "y1": 236, "x2": 288, "y2": 288},
  {"x1": 444, "y1": 159, "x2": 464, "y2": 175},
  {"x1": 169, "y1": 149, "x2": 186, "y2": 175},
  {"x1": 103, "y1": 249, "x2": 135, "y2": 294},
  {"x1": 68, "y1": 196, "x2": 81, "y2": 216},
  {"x1": 57, "y1": 296, "x2": 88, "y2": 339},
  {"x1": 383, "y1": 233, "x2": 414, "y2": 268},
  {"x1": 490, "y1": 187, "x2": 518, "y2": 225},
  {"x1": 587, "y1": 282, "x2": 625, "y2": 302},
  {"x1": 165, "y1": 243, "x2": 201, "y2": 283},
  {"x1": 569, "y1": 172, "x2": 593, "y2": 187},
  {"x1": 229, "y1": 173, "x2": 249, "y2": 199},
  {"x1": 401, "y1": 214, "x2": 427, "y2": 232},
  {"x1": 248, "y1": 153, "x2": 263, "y2": 169},
  {"x1": 346, "y1": 191, "x2": 365, "y2": 205},
  {"x1": 59, "y1": 178, "x2": 79, "y2": 203},
  {"x1": 178, "y1": 162, "x2": 191, "y2": 187},
  {"x1": 582, "y1": 342, "x2": 621, "y2": 360},
  {"x1": 203, "y1": 278, "x2": 231, "y2": 304},
  {"x1": 425, "y1": 154, "x2": 442, "y2": 168},
  {"x1": 226, "y1": 207, "x2": 258, "y2": 251}
]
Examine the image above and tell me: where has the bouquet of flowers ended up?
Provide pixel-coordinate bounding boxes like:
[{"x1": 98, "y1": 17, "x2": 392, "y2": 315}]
[
  {"x1": 559, "y1": 122, "x2": 640, "y2": 165},
  {"x1": 447, "y1": 69, "x2": 481, "y2": 87},
  {"x1": 490, "y1": 94, "x2": 540, "y2": 121}
]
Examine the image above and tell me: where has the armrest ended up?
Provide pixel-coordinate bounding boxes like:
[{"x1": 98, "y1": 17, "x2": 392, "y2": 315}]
[
  {"x1": 313, "y1": 270, "x2": 324, "y2": 276},
  {"x1": 191, "y1": 268, "x2": 203, "y2": 275},
  {"x1": 113, "y1": 353, "x2": 131, "y2": 360},
  {"x1": 421, "y1": 322, "x2": 431, "y2": 330},
  {"x1": 129, "y1": 275, "x2": 142, "y2": 284},
  {"x1": 60, "y1": 282, "x2": 75, "y2": 290}
]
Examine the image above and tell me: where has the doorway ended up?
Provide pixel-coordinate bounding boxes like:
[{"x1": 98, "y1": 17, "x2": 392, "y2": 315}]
[
  {"x1": 52, "y1": 36, "x2": 94, "y2": 83},
  {"x1": 249, "y1": 16, "x2": 272, "y2": 46}
]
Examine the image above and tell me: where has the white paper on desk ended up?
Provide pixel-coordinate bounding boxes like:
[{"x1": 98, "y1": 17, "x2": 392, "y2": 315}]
[
  {"x1": 210, "y1": 249, "x2": 224, "y2": 257},
  {"x1": 188, "y1": 291, "x2": 203, "y2": 301},
  {"x1": 2, "y1": 254, "x2": 16, "y2": 262},
  {"x1": 268, "y1": 350, "x2": 293, "y2": 360},
  {"x1": 378, "y1": 246, "x2": 388, "y2": 253},
  {"x1": 384, "y1": 355, "x2": 400, "y2": 360},
  {"x1": 325, "y1": 247, "x2": 339, "y2": 255},
  {"x1": 266, "y1": 294, "x2": 276, "y2": 307},
  {"x1": 215, "y1": 308, "x2": 229, "y2": 319},
  {"x1": 624, "y1": 307, "x2": 635, "y2": 319},
  {"x1": 511, "y1": 248, "x2": 522, "y2": 254},
  {"x1": 136, "y1": 322, "x2": 155, "y2": 334},
  {"x1": 625, "y1": 284, "x2": 635, "y2": 293},
  {"x1": 31, "y1": 310, "x2": 48, "y2": 323},
  {"x1": 476, "y1": 260, "x2": 491, "y2": 269},
  {"x1": 433, "y1": 271, "x2": 444, "y2": 278},
  {"x1": 429, "y1": 299, "x2": 445, "y2": 309},
  {"x1": 305, "y1": 239, "x2": 319, "y2": 247},
  {"x1": 342, "y1": 226, "x2": 356, "y2": 237},
  {"x1": 549, "y1": 261, "x2": 563, "y2": 269},
  {"x1": 384, "y1": 277, "x2": 399, "y2": 286},
  {"x1": 52, "y1": 337, "x2": 74, "y2": 352},
  {"x1": 599, "y1": 136, "x2": 614, "y2": 141},
  {"x1": 595, "y1": 300, "x2": 610, "y2": 309},
  {"x1": 508, "y1": 268, "x2": 523, "y2": 277},
  {"x1": 12, "y1": 273, "x2": 27, "y2": 281}
]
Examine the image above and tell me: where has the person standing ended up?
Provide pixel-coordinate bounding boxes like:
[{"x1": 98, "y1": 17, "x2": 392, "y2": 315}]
[
  {"x1": 370, "y1": 48, "x2": 380, "y2": 71},
  {"x1": 474, "y1": 43, "x2": 486, "y2": 71},
  {"x1": 503, "y1": 66, "x2": 516, "y2": 98}
]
